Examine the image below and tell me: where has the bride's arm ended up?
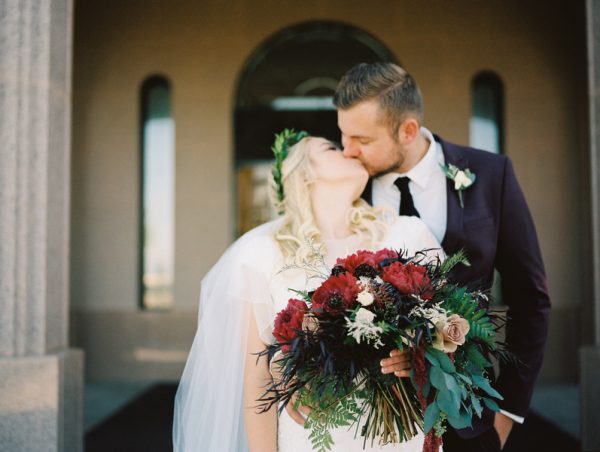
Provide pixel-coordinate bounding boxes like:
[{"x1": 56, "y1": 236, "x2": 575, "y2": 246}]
[{"x1": 243, "y1": 308, "x2": 277, "y2": 452}]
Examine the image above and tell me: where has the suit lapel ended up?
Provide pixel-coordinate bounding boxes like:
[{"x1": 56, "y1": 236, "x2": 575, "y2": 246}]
[{"x1": 437, "y1": 137, "x2": 467, "y2": 253}]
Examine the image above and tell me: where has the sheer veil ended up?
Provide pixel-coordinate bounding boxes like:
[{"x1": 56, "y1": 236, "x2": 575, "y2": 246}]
[{"x1": 172, "y1": 221, "x2": 280, "y2": 452}]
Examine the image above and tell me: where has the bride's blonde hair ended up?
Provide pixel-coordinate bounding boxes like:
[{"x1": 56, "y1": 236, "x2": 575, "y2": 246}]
[{"x1": 268, "y1": 136, "x2": 387, "y2": 264}]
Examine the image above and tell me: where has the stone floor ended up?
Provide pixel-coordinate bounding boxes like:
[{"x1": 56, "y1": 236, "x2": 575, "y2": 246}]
[
  {"x1": 530, "y1": 383, "x2": 579, "y2": 440},
  {"x1": 84, "y1": 381, "x2": 155, "y2": 432}
]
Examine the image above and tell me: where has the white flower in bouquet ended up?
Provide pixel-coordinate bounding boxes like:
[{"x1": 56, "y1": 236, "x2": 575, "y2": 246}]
[
  {"x1": 409, "y1": 305, "x2": 448, "y2": 325},
  {"x1": 357, "y1": 289, "x2": 375, "y2": 307},
  {"x1": 345, "y1": 308, "x2": 384, "y2": 348}
]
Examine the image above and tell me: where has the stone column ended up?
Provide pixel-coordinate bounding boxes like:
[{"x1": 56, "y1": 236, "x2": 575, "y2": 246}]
[
  {"x1": 582, "y1": 1, "x2": 600, "y2": 450},
  {"x1": 0, "y1": 1, "x2": 82, "y2": 451}
]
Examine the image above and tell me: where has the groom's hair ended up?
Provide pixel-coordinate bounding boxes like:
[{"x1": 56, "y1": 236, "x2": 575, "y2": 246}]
[{"x1": 333, "y1": 62, "x2": 423, "y2": 139}]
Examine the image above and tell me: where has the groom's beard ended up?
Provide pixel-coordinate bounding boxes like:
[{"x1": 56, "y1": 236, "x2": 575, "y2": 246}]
[{"x1": 369, "y1": 145, "x2": 406, "y2": 178}]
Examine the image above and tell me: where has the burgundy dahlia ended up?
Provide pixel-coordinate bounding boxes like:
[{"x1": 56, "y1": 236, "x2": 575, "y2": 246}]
[
  {"x1": 311, "y1": 272, "x2": 360, "y2": 316},
  {"x1": 374, "y1": 248, "x2": 399, "y2": 264},
  {"x1": 382, "y1": 262, "x2": 432, "y2": 298},
  {"x1": 335, "y1": 250, "x2": 378, "y2": 276},
  {"x1": 273, "y1": 298, "x2": 308, "y2": 353}
]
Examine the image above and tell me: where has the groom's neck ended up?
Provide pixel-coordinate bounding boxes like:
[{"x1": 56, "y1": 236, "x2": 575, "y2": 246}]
[{"x1": 398, "y1": 133, "x2": 430, "y2": 174}]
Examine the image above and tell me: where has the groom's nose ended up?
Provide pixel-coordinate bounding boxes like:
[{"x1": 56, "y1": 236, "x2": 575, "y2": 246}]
[{"x1": 342, "y1": 143, "x2": 360, "y2": 158}]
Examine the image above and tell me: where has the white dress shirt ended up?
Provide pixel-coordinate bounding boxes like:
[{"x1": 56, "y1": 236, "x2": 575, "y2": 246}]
[{"x1": 372, "y1": 126, "x2": 524, "y2": 425}]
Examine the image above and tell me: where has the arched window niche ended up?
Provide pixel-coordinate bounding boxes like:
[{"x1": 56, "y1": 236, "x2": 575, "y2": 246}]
[
  {"x1": 234, "y1": 21, "x2": 397, "y2": 236},
  {"x1": 139, "y1": 75, "x2": 175, "y2": 310},
  {"x1": 469, "y1": 71, "x2": 504, "y2": 154}
]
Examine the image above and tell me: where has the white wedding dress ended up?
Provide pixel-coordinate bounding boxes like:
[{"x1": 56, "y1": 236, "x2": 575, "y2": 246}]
[{"x1": 173, "y1": 215, "x2": 442, "y2": 452}]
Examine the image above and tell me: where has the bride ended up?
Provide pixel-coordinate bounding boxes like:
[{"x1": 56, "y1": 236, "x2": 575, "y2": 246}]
[{"x1": 173, "y1": 135, "x2": 442, "y2": 452}]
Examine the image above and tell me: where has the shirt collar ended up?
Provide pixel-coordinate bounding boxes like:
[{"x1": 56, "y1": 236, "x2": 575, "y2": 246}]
[{"x1": 375, "y1": 127, "x2": 440, "y2": 190}]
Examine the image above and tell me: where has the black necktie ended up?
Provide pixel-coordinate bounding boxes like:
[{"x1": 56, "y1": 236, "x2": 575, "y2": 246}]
[{"x1": 394, "y1": 177, "x2": 420, "y2": 217}]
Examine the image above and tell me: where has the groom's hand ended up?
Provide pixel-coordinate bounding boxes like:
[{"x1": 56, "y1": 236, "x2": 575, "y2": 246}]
[
  {"x1": 380, "y1": 349, "x2": 411, "y2": 377},
  {"x1": 285, "y1": 393, "x2": 312, "y2": 426},
  {"x1": 493, "y1": 412, "x2": 514, "y2": 449}
]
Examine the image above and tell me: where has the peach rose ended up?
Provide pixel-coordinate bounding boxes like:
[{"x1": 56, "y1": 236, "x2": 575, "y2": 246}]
[{"x1": 433, "y1": 314, "x2": 470, "y2": 353}]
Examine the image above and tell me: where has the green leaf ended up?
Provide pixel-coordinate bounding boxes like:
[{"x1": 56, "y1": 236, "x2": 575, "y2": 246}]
[
  {"x1": 424, "y1": 401, "x2": 440, "y2": 433},
  {"x1": 427, "y1": 347, "x2": 456, "y2": 373},
  {"x1": 470, "y1": 393, "x2": 483, "y2": 418},
  {"x1": 447, "y1": 409, "x2": 473, "y2": 429},
  {"x1": 466, "y1": 346, "x2": 492, "y2": 369},
  {"x1": 436, "y1": 388, "x2": 460, "y2": 418},
  {"x1": 425, "y1": 349, "x2": 440, "y2": 368},
  {"x1": 422, "y1": 379, "x2": 431, "y2": 398},
  {"x1": 443, "y1": 373, "x2": 461, "y2": 398},
  {"x1": 483, "y1": 397, "x2": 501, "y2": 412},
  {"x1": 430, "y1": 366, "x2": 447, "y2": 391},
  {"x1": 472, "y1": 375, "x2": 503, "y2": 400},
  {"x1": 439, "y1": 250, "x2": 471, "y2": 274},
  {"x1": 455, "y1": 373, "x2": 472, "y2": 385}
]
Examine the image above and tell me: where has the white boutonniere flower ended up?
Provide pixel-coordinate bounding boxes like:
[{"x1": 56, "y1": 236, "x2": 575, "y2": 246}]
[{"x1": 440, "y1": 163, "x2": 476, "y2": 208}]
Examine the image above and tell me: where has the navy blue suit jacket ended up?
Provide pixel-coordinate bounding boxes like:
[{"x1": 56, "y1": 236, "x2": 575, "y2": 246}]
[{"x1": 362, "y1": 135, "x2": 551, "y2": 438}]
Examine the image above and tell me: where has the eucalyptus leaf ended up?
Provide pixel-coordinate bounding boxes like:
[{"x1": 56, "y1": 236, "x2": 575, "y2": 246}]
[
  {"x1": 447, "y1": 410, "x2": 473, "y2": 429},
  {"x1": 472, "y1": 375, "x2": 503, "y2": 400},
  {"x1": 455, "y1": 373, "x2": 472, "y2": 385},
  {"x1": 443, "y1": 373, "x2": 461, "y2": 398},
  {"x1": 483, "y1": 397, "x2": 501, "y2": 412},
  {"x1": 423, "y1": 379, "x2": 431, "y2": 398},
  {"x1": 425, "y1": 349, "x2": 440, "y2": 368},
  {"x1": 424, "y1": 401, "x2": 440, "y2": 434},
  {"x1": 436, "y1": 388, "x2": 460, "y2": 418},
  {"x1": 430, "y1": 366, "x2": 447, "y2": 391},
  {"x1": 427, "y1": 347, "x2": 456, "y2": 373},
  {"x1": 470, "y1": 393, "x2": 483, "y2": 418}
]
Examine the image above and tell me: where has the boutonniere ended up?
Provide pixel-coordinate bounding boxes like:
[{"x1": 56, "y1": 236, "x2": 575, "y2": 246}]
[{"x1": 440, "y1": 163, "x2": 476, "y2": 208}]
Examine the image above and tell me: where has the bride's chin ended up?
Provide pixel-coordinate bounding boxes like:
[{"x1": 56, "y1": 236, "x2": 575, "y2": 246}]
[{"x1": 353, "y1": 176, "x2": 369, "y2": 199}]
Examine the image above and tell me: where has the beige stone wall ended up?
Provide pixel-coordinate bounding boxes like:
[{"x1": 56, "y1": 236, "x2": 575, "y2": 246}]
[{"x1": 71, "y1": 0, "x2": 587, "y2": 381}]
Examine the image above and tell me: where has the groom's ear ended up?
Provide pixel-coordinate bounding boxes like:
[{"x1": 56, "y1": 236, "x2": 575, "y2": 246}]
[{"x1": 398, "y1": 118, "x2": 420, "y2": 144}]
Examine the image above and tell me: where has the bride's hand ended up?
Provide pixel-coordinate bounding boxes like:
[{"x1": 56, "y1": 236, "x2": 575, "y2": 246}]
[
  {"x1": 285, "y1": 393, "x2": 312, "y2": 426},
  {"x1": 380, "y1": 349, "x2": 411, "y2": 377}
]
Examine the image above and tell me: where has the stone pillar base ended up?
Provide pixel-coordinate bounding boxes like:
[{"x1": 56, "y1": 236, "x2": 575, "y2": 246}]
[
  {"x1": 0, "y1": 349, "x2": 83, "y2": 452},
  {"x1": 580, "y1": 345, "x2": 600, "y2": 451}
]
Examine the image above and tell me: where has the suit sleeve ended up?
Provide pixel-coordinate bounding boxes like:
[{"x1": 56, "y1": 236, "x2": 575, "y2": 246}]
[{"x1": 493, "y1": 157, "x2": 551, "y2": 417}]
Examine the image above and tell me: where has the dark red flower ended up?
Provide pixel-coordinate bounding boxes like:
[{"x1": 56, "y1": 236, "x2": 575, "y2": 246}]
[
  {"x1": 374, "y1": 248, "x2": 399, "y2": 264},
  {"x1": 311, "y1": 272, "x2": 360, "y2": 316},
  {"x1": 381, "y1": 262, "x2": 432, "y2": 298},
  {"x1": 335, "y1": 250, "x2": 378, "y2": 276},
  {"x1": 273, "y1": 298, "x2": 308, "y2": 353}
]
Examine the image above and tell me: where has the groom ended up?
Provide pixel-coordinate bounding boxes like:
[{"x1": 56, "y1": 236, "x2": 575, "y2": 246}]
[{"x1": 334, "y1": 62, "x2": 551, "y2": 451}]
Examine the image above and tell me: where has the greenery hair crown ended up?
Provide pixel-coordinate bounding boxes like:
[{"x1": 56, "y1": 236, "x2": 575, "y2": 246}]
[{"x1": 271, "y1": 128, "x2": 309, "y2": 213}]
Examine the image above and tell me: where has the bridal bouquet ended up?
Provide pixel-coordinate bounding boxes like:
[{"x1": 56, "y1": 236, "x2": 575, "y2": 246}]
[{"x1": 258, "y1": 248, "x2": 507, "y2": 452}]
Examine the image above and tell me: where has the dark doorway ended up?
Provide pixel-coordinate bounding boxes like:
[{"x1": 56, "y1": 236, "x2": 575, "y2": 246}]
[{"x1": 234, "y1": 21, "x2": 397, "y2": 235}]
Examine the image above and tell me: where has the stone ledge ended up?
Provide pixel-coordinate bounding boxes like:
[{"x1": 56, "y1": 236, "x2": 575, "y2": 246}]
[{"x1": 0, "y1": 349, "x2": 83, "y2": 452}]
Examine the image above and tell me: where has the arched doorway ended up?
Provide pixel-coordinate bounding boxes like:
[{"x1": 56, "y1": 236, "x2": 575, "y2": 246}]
[{"x1": 234, "y1": 21, "x2": 397, "y2": 235}]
